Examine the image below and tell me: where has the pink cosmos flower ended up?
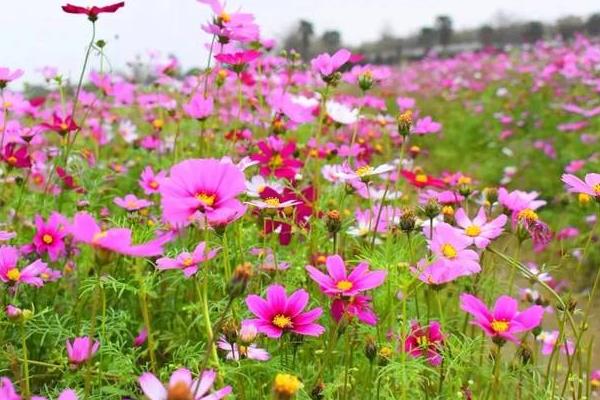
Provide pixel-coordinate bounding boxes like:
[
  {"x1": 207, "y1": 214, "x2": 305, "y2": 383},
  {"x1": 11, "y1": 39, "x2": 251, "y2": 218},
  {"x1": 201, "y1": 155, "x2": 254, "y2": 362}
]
[
  {"x1": 199, "y1": 0, "x2": 259, "y2": 44},
  {"x1": 71, "y1": 212, "x2": 169, "y2": 257},
  {"x1": 183, "y1": 94, "x2": 214, "y2": 120},
  {"x1": 454, "y1": 207, "x2": 507, "y2": 249},
  {"x1": 311, "y1": 49, "x2": 351, "y2": 79},
  {"x1": 417, "y1": 223, "x2": 480, "y2": 284},
  {"x1": 159, "y1": 158, "x2": 247, "y2": 227},
  {"x1": 404, "y1": 321, "x2": 445, "y2": 366},
  {"x1": 305, "y1": 254, "x2": 386, "y2": 297},
  {"x1": 114, "y1": 194, "x2": 153, "y2": 211},
  {"x1": 460, "y1": 293, "x2": 544, "y2": 343},
  {"x1": 0, "y1": 231, "x2": 16, "y2": 241},
  {"x1": 561, "y1": 173, "x2": 600, "y2": 200},
  {"x1": 498, "y1": 188, "x2": 546, "y2": 212},
  {"x1": 215, "y1": 50, "x2": 261, "y2": 73},
  {"x1": 0, "y1": 377, "x2": 20, "y2": 400},
  {"x1": 133, "y1": 327, "x2": 148, "y2": 347},
  {"x1": 537, "y1": 330, "x2": 573, "y2": 356},
  {"x1": 139, "y1": 166, "x2": 166, "y2": 195},
  {"x1": 66, "y1": 336, "x2": 100, "y2": 365},
  {"x1": 0, "y1": 246, "x2": 46, "y2": 287},
  {"x1": 139, "y1": 368, "x2": 232, "y2": 400},
  {"x1": 0, "y1": 67, "x2": 24, "y2": 87},
  {"x1": 156, "y1": 242, "x2": 218, "y2": 278},
  {"x1": 245, "y1": 284, "x2": 324, "y2": 338},
  {"x1": 411, "y1": 116, "x2": 442, "y2": 135},
  {"x1": 32, "y1": 213, "x2": 69, "y2": 261},
  {"x1": 217, "y1": 337, "x2": 270, "y2": 361},
  {"x1": 331, "y1": 294, "x2": 377, "y2": 325}
]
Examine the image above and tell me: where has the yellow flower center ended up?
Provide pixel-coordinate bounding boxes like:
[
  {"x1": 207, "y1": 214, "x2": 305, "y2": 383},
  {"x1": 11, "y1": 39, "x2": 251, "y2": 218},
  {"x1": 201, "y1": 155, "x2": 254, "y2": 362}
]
[
  {"x1": 42, "y1": 234, "x2": 54, "y2": 244},
  {"x1": 7, "y1": 268, "x2": 20, "y2": 281},
  {"x1": 272, "y1": 314, "x2": 293, "y2": 329},
  {"x1": 273, "y1": 373, "x2": 302, "y2": 396},
  {"x1": 518, "y1": 208, "x2": 538, "y2": 222},
  {"x1": 182, "y1": 257, "x2": 194, "y2": 267},
  {"x1": 442, "y1": 206, "x2": 454, "y2": 216},
  {"x1": 458, "y1": 176, "x2": 472, "y2": 185},
  {"x1": 196, "y1": 193, "x2": 216, "y2": 207},
  {"x1": 356, "y1": 165, "x2": 374, "y2": 177},
  {"x1": 264, "y1": 197, "x2": 280, "y2": 207},
  {"x1": 441, "y1": 243, "x2": 458, "y2": 259},
  {"x1": 92, "y1": 231, "x2": 107, "y2": 243},
  {"x1": 149, "y1": 181, "x2": 159, "y2": 189},
  {"x1": 126, "y1": 200, "x2": 138, "y2": 209},
  {"x1": 60, "y1": 122, "x2": 68, "y2": 131},
  {"x1": 578, "y1": 193, "x2": 591, "y2": 205},
  {"x1": 219, "y1": 11, "x2": 231, "y2": 23},
  {"x1": 152, "y1": 118, "x2": 164, "y2": 129},
  {"x1": 3, "y1": 101, "x2": 12, "y2": 108},
  {"x1": 415, "y1": 174, "x2": 428, "y2": 183},
  {"x1": 7, "y1": 156, "x2": 17, "y2": 165},
  {"x1": 379, "y1": 346, "x2": 393, "y2": 358},
  {"x1": 593, "y1": 184, "x2": 600, "y2": 196},
  {"x1": 416, "y1": 336, "x2": 430, "y2": 348},
  {"x1": 166, "y1": 380, "x2": 193, "y2": 400},
  {"x1": 465, "y1": 225, "x2": 481, "y2": 237},
  {"x1": 268, "y1": 154, "x2": 283, "y2": 169},
  {"x1": 336, "y1": 280, "x2": 353, "y2": 291},
  {"x1": 491, "y1": 319, "x2": 510, "y2": 333}
]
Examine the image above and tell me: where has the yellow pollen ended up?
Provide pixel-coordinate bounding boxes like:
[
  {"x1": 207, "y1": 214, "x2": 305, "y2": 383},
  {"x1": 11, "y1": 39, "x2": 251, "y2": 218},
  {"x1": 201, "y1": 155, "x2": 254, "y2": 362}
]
[
  {"x1": 518, "y1": 208, "x2": 538, "y2": 222},
  {"x1": 3, "y1": 101, "x2": 12, "y2": 108},
  {"x1": 272, "y1": 314, "x2": 293, "y2": 329},
  {"x1": 219, "y1": 11, "x2": 231, "y2": 23},
  {"x1": 149, "y1": 181, "x2": 159, "y2": 189},
  {"x1": 273, "y1": 373, "x2": 301, "y2": 396},
  {"x1": 264, "y1": 197, "x2": 281, "y2": 207},
  {"x1": 7, "y1": 156, "x2": 17, "y2": 165},
  {"x1": 491, "y1": 319, "x2": 510, "y2": 333},
  {"x1": 7, "y1": 268, "x2": 21, "y2": 281},
  {"x1": 458, "y1": 176, "x2": 472, "y2": 185},
  {"x1": 593, "y1": 184, "x2": 600, "y2": 196},
  {"x1": 42, "y1": 234, "x2": 54, "y2": 244},
  {"x1": 398, "y1": 110, "x2": 413, "y2": 124},
  {"x1": 465, "y1": 225, "x2": 481, "y2": 237},
  {"x1": 336, "y1": 280, "x2": 353, "y2": 291},
  {"x1": 126, "y1": 200, "x2": 138, "y2": 209},
  {"x1": 152, "y1": 118, "x2": 164, "y2": 129},
  {"x1": 217, "y1": 69, "x2": 228, "y2": 79},
  {"x1": 441, "y1": 243, "x2": 457, "y2": 259},
  {"x1": 166, "y1": 380, "x2": 193, "y2": 400},
  {"x1": 442, "y1": 206, "x2": 454, "y2": 216},
  {"x1": 379, "y1": 346, "x2": 393, "y2": 358},
  {"x1": 578, "y1": 193, "x2": 591, "y2": 205},
  {"x1": 92, "y1": 231, "x2": 107, "y2": 243},
  {"x1": 182, "y1": 257, "x2": 194, "y2": 267},
  {"x1": 60, "y1": 122, "x2": 68, "y2": 131},
  {"x1": 196, "y1": 193, "x2": 216, "y2": 207},
  {"x1": 416, "y1": 336, "x2": 430, "y2": 347},
  {"x1": 268, "y1": 154, "x2": 283, "y2": 169},
  {"x1": 41, "y1": 272, "x2": 50, "y2": 280},
  {"x1": 356, "y1": 165, "x2": 374, "y2": 177},
  {"x1": 415, "y1": 174, "x2": 428, "y2": 183}
]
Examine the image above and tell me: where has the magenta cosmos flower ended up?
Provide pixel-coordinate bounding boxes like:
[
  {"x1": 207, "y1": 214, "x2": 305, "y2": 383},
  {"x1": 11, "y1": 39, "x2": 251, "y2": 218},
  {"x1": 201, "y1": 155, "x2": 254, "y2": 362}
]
[
  {"x1": 245, "y1": 284, "x2": 324, "y2": 338},
  {"x1": 198, "y1": 0, "x2": 259, "y2": 44},
  {"x1": 0, "y1": 377, "x2": 20, "y2": 400},
  {"x1": 562, "y1": 173, "x2": 600, "y2": 201},
  {"x1": 454, "y1": 207, "x2": 507, "y2": 249},
  {"x1": 114, "y1": 194, "x2": 153, "y2": 211},
  {"x1": 66, "y1": 336, "x2": 99, "y2": 365},
  {"x1": 183, "y1": 94, "x2": 214, "y2": 120},
  {"x1": 156, "y1": 241, "x2": 218, "y2": 278},
  {"x1": 250, "y1": 136, "x2": 303, "y2": 180},
  {"x1": 32, "y1": 212, "x2": 69, "y2": 261},
  {"x1": 417, "y1": 222, "x2": 480, "y2": 285},
  {"x1": 331, "y1": 294, "x2": 378, "y2": 325},
  {"x1": 62, "y1": 2, "x2": 125, "y2": 21},
  {"x1": 311, "y1": 49, "x2": 351, "y2": 79},
  {"x1": 139, "y1": 368, "x2": 232, "y2": 400},
  {"x1": 460, "y1": 293, "x2": 544, "y2": 343},
  {"x1": 306, "y1": 254, "x2": 386, "y2": 297},
  {"x1": 0, "y1": 246, "x2": 46, "y2": 287},
  {"x1": 159, "y1": 158, "x2": 247, "y2": 227},
  {"x1": 404, "y1": 321, "x2": 445, "y2": 366},
  {"x1": 71, "y1": 212, "x2": 169, "y2": 257},
  {"x1": 139, "y1": 166, "x2": 166, "y2": 195},
  {"x1": 215, "y1": 50, "x2": 261, "y2": 73},
  {"x1": 217, "y1": 337, "x2": 270, "y2": 361}
]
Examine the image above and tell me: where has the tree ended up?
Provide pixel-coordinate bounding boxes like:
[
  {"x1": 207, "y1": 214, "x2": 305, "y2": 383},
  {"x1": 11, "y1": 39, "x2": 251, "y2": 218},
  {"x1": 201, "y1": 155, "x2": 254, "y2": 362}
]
[
  {"x1": 299, "y1": 20, "x2": 314, "y2": 61},
  {"x1": 557, "y1": 16, "x2": 584, "y2": 40},
  {"x1": 321, "y1": 30, "x2": 341, "y2": 53},
  {"x1": 586, "y1": 13, "x2": 600, "y2": 36},
  {"x1": 435, "y1": 15, "x2": 453, "y2": 48},
  {"x1": 418, "y1": 27, "x2": 436, "y2": 53},
  {"x1": 522, "y1": 21, "x2": 544, "y2": 44},
  {"x1": 478, "y1": 25, "x2": 495, "y2": 47}
]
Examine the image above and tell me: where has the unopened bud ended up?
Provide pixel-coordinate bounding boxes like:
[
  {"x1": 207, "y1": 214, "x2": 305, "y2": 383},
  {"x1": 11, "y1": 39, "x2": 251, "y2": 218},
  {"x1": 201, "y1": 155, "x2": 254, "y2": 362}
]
[
  {"x1": 326, "y1": 210, "x2": 342, "y2": 234},
  {"x1": 397, "y1": 110, "x2": 413, "y2": 137},
  {"x1": 228, "y1": 262, "x2": 253, "y2": 299},
  {"x1": 422, "y1": 199, "x2": 441, "y2": 220}
]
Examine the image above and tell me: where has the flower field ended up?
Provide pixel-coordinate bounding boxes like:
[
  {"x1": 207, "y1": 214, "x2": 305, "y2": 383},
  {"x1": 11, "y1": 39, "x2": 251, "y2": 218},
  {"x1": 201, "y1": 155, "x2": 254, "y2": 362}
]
[{"x1": 1, "y1": 1, "x2": 600, "y2": 399}]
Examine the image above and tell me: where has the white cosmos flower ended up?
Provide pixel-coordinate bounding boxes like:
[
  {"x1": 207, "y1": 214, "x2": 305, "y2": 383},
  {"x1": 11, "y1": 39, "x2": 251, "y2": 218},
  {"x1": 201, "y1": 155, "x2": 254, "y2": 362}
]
[
  {"x1": 245, "y1": 175, "x2": 284, "y2": 197},
  {"x1": 326, "y1": 101, "x2": 359, "y2": 124}
]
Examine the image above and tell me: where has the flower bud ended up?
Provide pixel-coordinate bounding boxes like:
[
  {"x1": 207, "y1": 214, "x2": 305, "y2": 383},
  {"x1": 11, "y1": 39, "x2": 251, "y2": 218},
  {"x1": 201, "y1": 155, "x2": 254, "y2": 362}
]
[
  {"x1": 397, "y1": 110, "x2": 413, "y2": 137},
  {"x1": 364, "y1": 335, "x2": 377, "y2": 363},
  {"x1": 399, "y1": 208, "x2": 417, "y2": 234},
  {"x1": 228, "y1": 262, "x2": 253, "y2": 299},
  {"x1": 310, "y1": 381, "x2": 325, "y2": 400},
  {"x1": 422, "y1": 199, "x2": 441, "y2": 220},
  {"x1": 483, "y1": 187, "x2": 498, "y2": 205},
  {"x1": 358, "y1": 70, "x2": 374, "y2": 91},
  {"x1": 221, "y1": 319, "x2": 239, "y2": 344},
  {"x1": 273, "y1": 373, "x2": 302, "y2": 400},
  {"x1": 325, "y1": 210, "x2": 342, "y2": 234},
  {"x1": 239, "y1": 322, "x2": 258, "y2": 344}
]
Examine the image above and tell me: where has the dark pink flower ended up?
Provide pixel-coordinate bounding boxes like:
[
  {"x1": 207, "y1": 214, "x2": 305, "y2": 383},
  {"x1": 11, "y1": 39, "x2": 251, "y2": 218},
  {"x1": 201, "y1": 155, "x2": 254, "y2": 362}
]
[
  {"x1": 404, "y1": 321, "x2": 445, "y2": 366},
  {"x1": 32, "y1": 213, "x2": 69, "y2": 261}
]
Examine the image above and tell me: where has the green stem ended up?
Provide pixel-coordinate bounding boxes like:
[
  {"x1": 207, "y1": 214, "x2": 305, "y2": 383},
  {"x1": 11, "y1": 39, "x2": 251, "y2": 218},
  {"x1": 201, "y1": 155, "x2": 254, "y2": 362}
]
[{"x1": 20, "y1": 323, "x2": 30, "y2": 398}]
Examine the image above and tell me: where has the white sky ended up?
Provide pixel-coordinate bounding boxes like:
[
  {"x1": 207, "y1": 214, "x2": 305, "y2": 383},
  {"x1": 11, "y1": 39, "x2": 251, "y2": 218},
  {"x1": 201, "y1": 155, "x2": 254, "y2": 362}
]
[{"x1": 1, "y1": 0, "x2": 598, "y2": 85}]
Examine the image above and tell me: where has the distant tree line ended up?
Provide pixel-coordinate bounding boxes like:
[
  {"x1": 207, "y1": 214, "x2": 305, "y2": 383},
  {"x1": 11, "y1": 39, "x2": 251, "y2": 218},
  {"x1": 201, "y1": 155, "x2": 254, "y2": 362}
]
[{"x1": 281, "y1": 12, "x2": 600, "y2": 64}]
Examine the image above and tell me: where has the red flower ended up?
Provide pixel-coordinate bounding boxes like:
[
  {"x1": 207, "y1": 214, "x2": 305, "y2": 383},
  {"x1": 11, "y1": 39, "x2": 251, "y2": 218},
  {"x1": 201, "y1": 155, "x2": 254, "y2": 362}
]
[
  {"x1": 57, "y1": 167, "x2": 85, "y2": 193},
  {"x1": 62, "y1": 2, "x2": 125, "y2": 21},
  {"x1": 259, "y1": 186, "x2": 315, "y2": 245},
  {"x1": 42, "y1": 114, "x2": 79, "y2": 136},
  {"x1": 401, "y1": 170, "x2": 446, "y2": 189},
  {"x1": 250, "y1": 136, "x2": 303, "y2": 181},
  {"x1": 2, "y1": 143, "x2": 31, "y2": 169}
]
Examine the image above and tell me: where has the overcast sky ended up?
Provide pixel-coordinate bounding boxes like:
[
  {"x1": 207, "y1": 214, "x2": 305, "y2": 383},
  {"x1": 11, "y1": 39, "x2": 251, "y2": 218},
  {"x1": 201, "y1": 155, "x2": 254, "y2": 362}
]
[{"x1": 1, "y1": 0, "x2": 599, "y2": 85}]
